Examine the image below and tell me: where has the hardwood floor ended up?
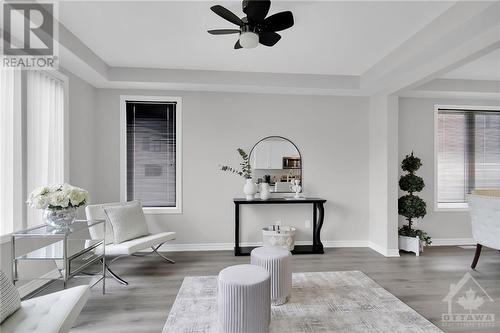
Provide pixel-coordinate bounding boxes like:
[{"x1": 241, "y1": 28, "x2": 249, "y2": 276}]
[{"x1": 62, "y1": 246, "x2": 500, "y2": 333}]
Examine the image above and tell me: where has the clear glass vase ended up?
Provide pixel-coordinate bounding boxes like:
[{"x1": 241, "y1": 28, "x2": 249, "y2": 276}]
[{"x1": 43, "y1": 207, "x2": 77, "y2": 229}]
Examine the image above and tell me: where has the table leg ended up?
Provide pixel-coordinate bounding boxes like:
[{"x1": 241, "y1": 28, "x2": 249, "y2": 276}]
[
  {"x1": 314, "y1": 202, "x2": 325, "y2": 253},
  {"x1": 234, "y1": 203, "x2": 240, "y2": 255}
]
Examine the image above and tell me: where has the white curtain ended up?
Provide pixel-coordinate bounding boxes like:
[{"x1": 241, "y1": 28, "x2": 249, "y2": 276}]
[
  {"x1": 27, "y1": 71, "x2": 65, "y2": 227},
  {"x1": 0, "y1": 70, "x2": 15, "y2": 235}
]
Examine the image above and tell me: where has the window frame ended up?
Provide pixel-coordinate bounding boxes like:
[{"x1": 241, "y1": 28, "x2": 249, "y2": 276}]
[
  {"x1": 119, "y1": 95, "x2": 182, "y2": 214},
  {"x1": 434, "y1": 104, "x2": 500, "y2": 212}
]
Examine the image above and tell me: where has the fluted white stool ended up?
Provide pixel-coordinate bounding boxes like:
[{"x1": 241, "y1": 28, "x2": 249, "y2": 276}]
[
  {"x1": 217, "y1": 264, "x2": 271, "y2": 333},
  {"x1": 251, "y1": 246, "x2": 292, "y2": 305}
]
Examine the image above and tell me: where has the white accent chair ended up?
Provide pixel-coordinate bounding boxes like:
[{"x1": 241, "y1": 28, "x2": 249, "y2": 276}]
[
  {"x1": 468, "y1": 189, "x2": 500, "y2": 269},
  {"x1": 85, "y1": 202, "x2": 176, "y2": 285},
  {"x1": 0, "y1": 285, "x2": 89, "y2": 333}
]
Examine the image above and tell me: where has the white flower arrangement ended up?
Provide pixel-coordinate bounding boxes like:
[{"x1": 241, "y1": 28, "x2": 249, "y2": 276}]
[{"x1": 27, "y1": 183, "x2": 89, "y2": 210}]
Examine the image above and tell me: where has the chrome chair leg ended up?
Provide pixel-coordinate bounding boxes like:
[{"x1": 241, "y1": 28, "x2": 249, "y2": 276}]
[
  {"x1": 99, "y1": 259, "x2": 128, "y2": 285},
  {"x1": 151, "y1": 246, "x2": 175, "y2": 263}
]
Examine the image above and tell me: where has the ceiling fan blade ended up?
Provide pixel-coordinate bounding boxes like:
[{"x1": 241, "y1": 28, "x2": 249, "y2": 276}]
[
  {"x1": 263, "y1": 11, "x2": 294, "y2": 32},
  {"x1": 243, "y1": 0, "x2": 270, "y2": 23},
  {"x1": 234, "y1": 40, "x2": 242, "y2": 49},
  {"x1": 208, "y1": 29, "x2": 241, "y2": 35},
  {"x1": 259, "y1": 31, "x2": 281, "y2": 46},
  {"x1": 210, "y1": 5, "x2": 243, "y2": 26}
]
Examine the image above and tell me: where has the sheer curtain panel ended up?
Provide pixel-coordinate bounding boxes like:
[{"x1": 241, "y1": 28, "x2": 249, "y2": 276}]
[{"x1": 26, "y1": 71, "x2": 65, "y2": 227}]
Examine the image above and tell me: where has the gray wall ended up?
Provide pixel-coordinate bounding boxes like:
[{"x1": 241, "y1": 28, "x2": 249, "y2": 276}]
[
  {"x1": 93, "y1": 90, "x2": 370, "y2": 245},
  {"x1": 398, "y1": 97, "x2": 500, "y2": 241}
]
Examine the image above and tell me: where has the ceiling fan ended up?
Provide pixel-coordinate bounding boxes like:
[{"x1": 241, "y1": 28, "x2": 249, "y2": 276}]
[{"x1": 208, "y1": 0, "x2": 294, "y2": 49}]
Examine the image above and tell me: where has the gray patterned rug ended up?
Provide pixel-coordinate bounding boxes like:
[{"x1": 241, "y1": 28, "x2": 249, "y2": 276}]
[{"x1": 163, "y1": 271, "x2": 442, "y2": 333}]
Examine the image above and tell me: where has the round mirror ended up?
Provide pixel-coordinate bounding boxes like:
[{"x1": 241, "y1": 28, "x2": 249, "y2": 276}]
[{"x1": 249, "y1": 136, "x2": 302, "y2": 193}]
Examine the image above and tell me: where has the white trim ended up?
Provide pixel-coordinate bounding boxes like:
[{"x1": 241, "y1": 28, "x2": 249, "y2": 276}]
[
  {"x1": 119, "y1": 95, "x2": 183, "y2": 214},
  {"x1": 430, "y1": 238, "x2": 475, "y2": 246},
  {"x1": 149, "y1": 240, "x2": 371, "y2": 253},
  {"x1": 433, "y1": 104, "x2": 500, "y2": 212},
  {"x1": 17, "y1": 268, "x2": 60, "y2": 298},
  {"x1": 368, "y1": 242, "x2": 400, "y2": 257}
]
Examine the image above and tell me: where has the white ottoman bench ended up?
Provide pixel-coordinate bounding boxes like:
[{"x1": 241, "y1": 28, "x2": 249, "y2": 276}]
[
  {"x1": 251, "y1": 246, "x2": 292, "y2": 305},
  {"x1": 217, "y1": 264, "x2": 271, "y2": 333}
]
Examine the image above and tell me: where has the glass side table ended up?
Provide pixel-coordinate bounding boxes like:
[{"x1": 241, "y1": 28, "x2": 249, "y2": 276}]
[{"x1": 11, "y1": 220, "x2": 106, "y2": 296}]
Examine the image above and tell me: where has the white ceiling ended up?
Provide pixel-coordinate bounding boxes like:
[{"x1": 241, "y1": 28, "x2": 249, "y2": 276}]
[
  {"x1": 442, "y1": 48, "x2": 500, "y2": 81},
  {"x1": 59, "y1": 1, "x2": 455, "y2": 76}
]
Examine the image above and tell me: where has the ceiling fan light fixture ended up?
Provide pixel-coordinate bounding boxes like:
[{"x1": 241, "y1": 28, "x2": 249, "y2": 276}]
[{"x1": 239, "y1": 31, "x2": 259, "y2": 48}]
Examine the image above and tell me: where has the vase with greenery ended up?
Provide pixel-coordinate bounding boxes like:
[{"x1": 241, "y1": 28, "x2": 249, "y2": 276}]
[
  {"x1": 398, "y1": 152, "x2": 431, "y2": 247},
  {"x1": 220, "y1": 148, "x2": 256, "y2": 200}
]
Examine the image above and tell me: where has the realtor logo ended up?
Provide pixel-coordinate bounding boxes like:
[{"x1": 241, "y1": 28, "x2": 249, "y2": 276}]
[
  {"x1": 2, "y1": 1, "x2": 58, "y2": 69},
  {"x1": 442, "y1": 272, "x2": 495, "y2": 328}
]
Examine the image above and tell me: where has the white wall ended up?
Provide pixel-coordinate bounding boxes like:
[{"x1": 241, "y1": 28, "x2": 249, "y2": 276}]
[
  {"x1": 398, "y1": 97, "x2": 500, "y2": 242},
  {"x1": 92, "y1": 89, "x2": 370, "y2": 246}
]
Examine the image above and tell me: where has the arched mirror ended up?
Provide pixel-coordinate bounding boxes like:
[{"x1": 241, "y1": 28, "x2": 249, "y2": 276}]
[{"x1": 249, "y1": 136, "x2": 302, "y2": 193}]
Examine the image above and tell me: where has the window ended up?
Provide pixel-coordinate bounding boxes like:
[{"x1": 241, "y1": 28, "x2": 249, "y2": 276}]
[
  {"x1": 0, "y1": 70, "x2": 67, "y2": 236},
  {"x1": 120, "y1": 96, "x2": 182, "y2": 214},
  {"x1": 436, "y1": 106, "x2": 500, "y2": 209}
]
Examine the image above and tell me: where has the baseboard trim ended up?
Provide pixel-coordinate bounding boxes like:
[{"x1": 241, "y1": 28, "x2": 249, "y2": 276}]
[
  {"x1": 430, "y1": 238, "x2": 475, "y2": 246},
  {"x1": 155, "y1": 240, "x2": 370, "y2": 253},
  {"x1": 17, "y1": 268, "x2": 61, "y2": 298},
  {"x1": 369, "y1": 242, "x2": 400, "y2": 257}
]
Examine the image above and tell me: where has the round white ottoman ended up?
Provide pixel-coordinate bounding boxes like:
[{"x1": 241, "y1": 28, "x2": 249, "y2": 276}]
[
  {"x1": 251, "y1": 246, "x2": 292, "y2": 305},
  {"x1": 217, "y1": 264, "x2": 271, "y2": 333}
]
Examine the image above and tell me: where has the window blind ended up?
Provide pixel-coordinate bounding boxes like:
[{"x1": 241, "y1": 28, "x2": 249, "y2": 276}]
[
  {"x1": 437, "y1": 109, "x2": 500, "y2": 204},
  {"x1": 126, "y1": 101, "x2": 176, "y2": 207}
]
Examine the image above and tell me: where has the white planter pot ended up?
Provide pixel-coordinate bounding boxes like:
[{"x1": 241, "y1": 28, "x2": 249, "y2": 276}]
[
  {"x1": 243, "y1": 179, "x2": 257, "y2": 200},
  {"x1": 398, "y1": 235, "x2": 424, "y2": 256}
]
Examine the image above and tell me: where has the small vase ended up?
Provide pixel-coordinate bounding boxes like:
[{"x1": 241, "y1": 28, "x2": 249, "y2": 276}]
[
  {"x1": 243, "y1": 178, "x2": 257, "y2": 200},
  {"x1": 44, "y1": 207, "x2": 77, "y2": 229},
  {"x1": 260, "y1": 183, "x2": 271, "y2": 200}
]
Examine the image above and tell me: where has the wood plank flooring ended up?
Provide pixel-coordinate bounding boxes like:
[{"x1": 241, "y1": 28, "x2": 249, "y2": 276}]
[{"x1": 61, "y1": 246, "x2": 500, "y2": 333}]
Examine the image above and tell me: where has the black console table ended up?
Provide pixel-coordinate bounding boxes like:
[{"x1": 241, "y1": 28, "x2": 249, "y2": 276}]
[{"x1": 233, "y1": 198, "x2": 327, "y2": 256}]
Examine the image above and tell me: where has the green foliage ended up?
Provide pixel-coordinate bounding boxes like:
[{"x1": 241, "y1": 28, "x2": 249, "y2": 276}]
[
  {"x1": 401, "y1": 152, "x2": 422, "y2": 173},
  {"x1": 220, "y1": 148, "x2": 252, "y2": 179},
  {"x1": 398, "y1": 195, "x2": 426, "y2": 221},
  {"x1": 399, "y1": 174, "x2": 425, "y2": 193},
  {"x1": 398, "y1": 225, "x2": 432, "y2": 245},
  {"x1": 398, "y1": 151, "x2": 430, "y2": 244}
]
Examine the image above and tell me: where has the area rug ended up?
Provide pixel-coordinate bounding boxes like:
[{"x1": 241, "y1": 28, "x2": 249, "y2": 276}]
[{"x1": 163, "y1": 271, "x2": 442, "y2": 333}]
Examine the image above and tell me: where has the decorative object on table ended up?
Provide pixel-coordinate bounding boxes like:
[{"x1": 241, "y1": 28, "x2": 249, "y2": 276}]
[
  {"x1": 467, "y1": 189, "x2": 500, "y2": 269},
  {"x1": 163, "y1": 271, "x2": 442, "y2": 333},
  {"x1": 260, "y1": 181, "x2": 271, "y2": 200},
  {"x1": 398, "y1": 152, "x2": 431, "y2": 256},
  {"x1": 220, "y1": 148, "x2": 257, "y2": 200},
  {"x1": 262, "y1": 225, "x2": 296, "y2": 251},
  {"x1": 290, "y1": 179, "x2": 302, "y2": 199},
  {"x1": 251, "y1": 247, "x2": 292, "y2": 305},
  {"x1": 27, "y1": 183, "x2": 89, "y2": 229},
  {"x1": 217, "y1": 265, "x2": 271, "y2": 333},
  {"x1": 249, "y1": 136, "x2": 302, "y2": 194}
]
